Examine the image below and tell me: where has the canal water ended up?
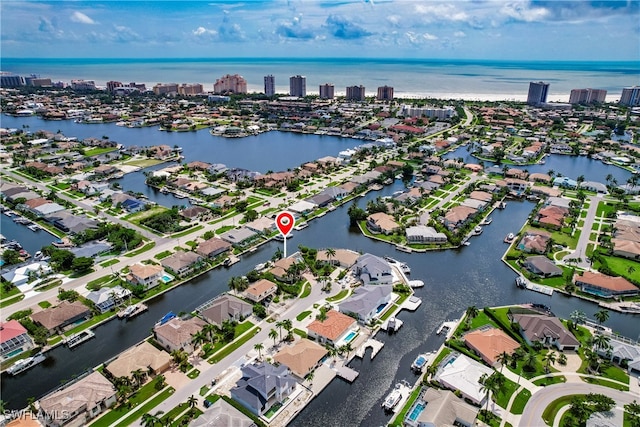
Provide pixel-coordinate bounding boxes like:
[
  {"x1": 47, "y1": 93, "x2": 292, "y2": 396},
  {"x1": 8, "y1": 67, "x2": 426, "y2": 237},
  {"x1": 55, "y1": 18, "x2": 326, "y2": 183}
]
[{"x1": 2, "y1": 116, "x2": 639, "y2": 424}]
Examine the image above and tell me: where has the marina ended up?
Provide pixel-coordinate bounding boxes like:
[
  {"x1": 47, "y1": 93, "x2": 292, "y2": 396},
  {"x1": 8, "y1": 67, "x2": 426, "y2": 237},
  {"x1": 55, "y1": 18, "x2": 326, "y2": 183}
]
[{"x1": 64, "y1": 329, "x2": 95, "y2": 348}]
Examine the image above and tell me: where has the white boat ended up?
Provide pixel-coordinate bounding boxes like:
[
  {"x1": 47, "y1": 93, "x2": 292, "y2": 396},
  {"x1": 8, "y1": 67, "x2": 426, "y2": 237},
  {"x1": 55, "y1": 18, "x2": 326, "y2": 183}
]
[
  {"x1": 27, "y1": 224, "x2": 39, "y2": 232},
  {"x1": 411, "y1": 353, "x2": 429, "y2": 372},
  {"x1": 515, "y1": 276, "x2": 527, "y2": 289},
  {"x1": 408, "y1": 280, "x2": 424, "y2": 288},
  {"x1": 65, "y1": 329, "x2": 95, "y2": 348},
  {"x1": 34, "y1": 251, "x2": 43, "y2": 260},
  {"x1": 382, "y1": 383, "x2": 403, "y2": 411},
  {"x1": 7, "y1": 353, "x2": 46, "y2": 375},
  {"x1": 504, "y1": 233, "x2": 515, "y2": 243},
  {"x1": 294, "y1": 222, "x2": 308, "y2": 230},
  {"x1": 473, "y1": 226, "x2": 483, "y2": 235},
  {"x1": 254, "y1": 263, "x2": 266, "y2": 271},
  {"x1": 481, "y1": 217, "x2": 493, "y2": 225}
]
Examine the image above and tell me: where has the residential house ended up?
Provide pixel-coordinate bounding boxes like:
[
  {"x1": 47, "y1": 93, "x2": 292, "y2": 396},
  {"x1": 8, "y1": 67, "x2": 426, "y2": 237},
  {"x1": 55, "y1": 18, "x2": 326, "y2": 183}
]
[
  {"x1": 523, "y1": 256, "x2": 563, "y2": 277},
  {"x1": 536, "y1": 205, "x2": 568, "y2": 229},
  {"x1": 196, "y1": 238, "x2": 232, "y2": 259},
  {"x1": 161, "y1": 252, "x2": 203, "y2": 277},
  {"x1": 443, "y1": 205, "x2": 477, "y2": 230},
  {"x1": 85, "y1": 286, "x2": 131, "y2": 314},
  {"x1": 405, "y1": 225, "x2": 447, "y2": 244},
  {"x1": 509, "y1": 313, "x2": 580, "y2": 351},
  {"x1": 306, "y1": 309, "x2": 357, "y2": 346},
  {"x1": 179, "y1": 206, "x2": 211, "y2": 221},
  {"x1": 463, "y1": 327, "x2": 520, "y2": 367},
  {"x1": 435, "y1": 353, "x2": 493, "y2": 406},
  {"x1": 127, "y1": 263, "x2": 164, "y2": 290},
  {"x1": 1, "y1": 262, "x2": 52, "y2": 287},
  {"x1": 288, "y1": 200, "x2": 317, "y2": 215},
  {"x1": 245, "y1": 217, "x2": 276, "y2": 235},
  {"x1": 338, "y1": 285, "x2": 394, "y2": 324},
  {"x1": 31, "y1": 301, "x2": 91, "y2": 335},
  {"x1": 406, "y1": 387, "x2": 479, "y2": 427},
  {"x1": 573, "y1": 271, "x2": 639, "y2": 299},
  {"x1": 353, "y1": 253, "x2": 394, "y2": 286},
  {"x1": 244, "y1": 279, "x2": 278, "y2": 303},
  {"x1": 517, "y1": 230, "x2": 551, "y2": 254},
  {"x1": 595, "y1": 339, "x2": 640, "y2": 377},
  {"x1": 105, "y1": 341, "x2": 171, "y2": 379},
  {"x1": 153, "y1": 316, "x2": 206, "y2": 354},
  {"x1": 316, "y1": 249, "x2": 360, "y2": 268},
  {"x1": 469, "y1": 191, "x2": 493, "y2": 203},
  {"x1": 268, "y1": 257, "x2": 299, "y2": 283},
  {"x1": 230, "y1": 361, "x2": 298, "y2": 417},
  {"x1": 366, "y1": 212, "x2": 400, "y2": 235},
  {"x1": 38, "y1": 372, "x2": 115, "y2": 426},
  {"x1": 612, "y1": 239, "x2": 640, "y2": 260},
  {"x1": 191, "y1": 399, "x2": 255, "y2": 427},
  {"x1": 553, "y1": 176, "x2": 578, "y2": 189},
  {"x1": 505, "y1": 178, "x2": 529, "y2": 194},
  {"x1": 273, "y1": 339, "x2": 328, "y2": 379},
  {"x1": 218, "y1": 227, "x2": 258, "y2": 247},
  {"x1": 461, "y1": 198, "x2": 487, "y2": 212},
  {"x1": 200, "y1": 294, "x2": 253, "y2": 326},
  {"x1": 529, "y1": 173, "x2": 552, "y2": 184},
  {"x1": 0, "y1": 320, "x2": 35, "y2": 360},
  {"x1": 307, "y1": 193, "x2": 333, "y2": 207}
]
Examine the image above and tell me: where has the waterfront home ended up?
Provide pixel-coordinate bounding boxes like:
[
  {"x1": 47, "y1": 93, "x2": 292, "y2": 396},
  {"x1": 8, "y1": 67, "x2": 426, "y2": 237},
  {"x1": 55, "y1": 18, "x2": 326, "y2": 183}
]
[
  {"x1": 268, "y1": 257, "x2": 300, "y2": 283},
  {"x1": 122, "y1": 198, "x2": 150, "y2": 213},
  {"x1": 595, "y1": 339, "x2": 640, "y2": 377},
  {"x1": 218, "y1": 227, "x2": 259, "y2": 247},
  {"x1": 196, "y1": 237, "x2": 232, "y2": 259},
  {"x1": 127, "y1": 263, "x2": 163, "y2": 290},
  {"x1": 553, "y1": 176, "x2": 578, "y2": 189},
  {"x1": 45, "y1": 211, "x2": 98, "y2": 235},
  {"x1": 5, "y1": 413, "x2": 41, "y2": 427},
  {"x1": 307, "y1": 309, "x2": 357, "y2": 346},
  {"x1": 1, "y1": 262, "x2": 52, "y2": 287},
  {"x1": 536, "y1": 205, "x2": 568, "y2": 229},
  {"x1": 522, "y1": 255, "x2": 563, "y2": 277},
  {"x1": 546, "y1": 197, "x2": 572, "y2": 210},
  {"x1": 338, "y1": 285, "x2": 394, "y2": 324},
  {"x1": 245, "y1": 217, "x2": 276, "y2": 235},
  {"x1": 529, "y1": 173, "x2": 552, "y2": 184},
  {"x1": 38, "y1": 371, "x2": 116, "y2": 427},
  {"x1": 469, "y1": 191, "x2": 494, "y2": 203},
  {"x1": 366, "y1": 212, "x2": 400, "y2": 235},
  {"x1": 153, "y1": 316, "x2": 206, "y2": 354},
  {"x1": 199, "y1": 294, "x2": 253, "y2": 326},
  {"x1": 443, "y1": 205, "x2": 477, "y2": 230},
  {"x1": 612, "y1": 238, "x2": 640, "y2": 260},
  {"x1": 288, "y1": 200, "x2": 317, "y2": 215},
  {"x1": 244, "y1": 279, "x2": 278, "y2": 303},
  {"x1": 572, "y1": 271, "x2": 639, "y2": 299},
  {"x1": 273, "y1": 339, "x2": 329, "y2": 379},
  {"x1": 463, "y1": 327, "x2": 520, "y2": 367},
  {"x1": 160, "y1": 251, "x2": 203, "y2": 277},
  {"x1": 434, "y1": 353, "x2": 493, "y2": 406},
  {"x1": 85, "y1": 285, "x2": 131, "y2": 314},
  {"x1": 353, "y1": 253, "x2": 394, "y2": 286},
  {"x1": 307, "y1": 192, "x2": 333, "y2": 207},
  {"x1": 461, "y1": 198, "x2": 487, "y2": 212},
  {"x1": 405, "y1": 387, "x2": 479, "y2": 427},
  {"x1": 191, "y1": 399, "x2": 254, "y2": 427},
  {"x1": 505, "y1": 178, "x2": 529, "y2": 195},
  {"x1": 517, "y1": 230, "x2": 552, "y2": 254},
  {"x1": 31, "y1": 301, "x2": 91, "y2": 335},
  {"x1": 509, "y1": 313, "x2": 579, "y2": 351},
  {"x1": 405, "y1": 225, "x2": 448, "y2": 245},
  {"x1": 105, "y1": 341, "x2": 171, "y2": 379},
  {"x1": 581, "y1": 181, "x2": 608, "y2": 194},
  {"x1": 179, "y1": 206, "x2": 211, "y2": 221},
  {"x1": 316, "y1": 248, "x2": 360, "y2": 268},
  {"x1": 230, "y1": 361, "x2": 298, "y2": 417},
  {"x1": 0, "y1": 320, "x2": 34, "y2": 360}
]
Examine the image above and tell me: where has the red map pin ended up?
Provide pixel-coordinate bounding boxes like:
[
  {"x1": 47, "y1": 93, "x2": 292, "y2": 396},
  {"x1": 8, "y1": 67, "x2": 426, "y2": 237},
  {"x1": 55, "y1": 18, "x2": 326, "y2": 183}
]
[{"x1": 275, "y1": 212, "x2": 295, "y2": 237}]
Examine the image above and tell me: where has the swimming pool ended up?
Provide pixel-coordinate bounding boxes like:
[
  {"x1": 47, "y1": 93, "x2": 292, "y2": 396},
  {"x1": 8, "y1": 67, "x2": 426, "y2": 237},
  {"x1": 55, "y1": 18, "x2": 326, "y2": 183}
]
[
  {"x1": 161, "y1": 274, "x2": 173, "y2": 283},
  {"x1": 408, "y1": 402, "x2": 425, "y2": 421},
  {"x1": 376, "y1": 303, "x2": 388, "y2": 314},
  {"x1": 344, "y1": 331, "x2": 357, "y2": 343}
]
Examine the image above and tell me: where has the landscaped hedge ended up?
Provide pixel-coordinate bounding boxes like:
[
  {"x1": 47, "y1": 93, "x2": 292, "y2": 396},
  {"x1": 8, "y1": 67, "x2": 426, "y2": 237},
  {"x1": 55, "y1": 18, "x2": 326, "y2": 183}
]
[{"x1": 483, "y1": 307, "x2": 525, "y2": 344}]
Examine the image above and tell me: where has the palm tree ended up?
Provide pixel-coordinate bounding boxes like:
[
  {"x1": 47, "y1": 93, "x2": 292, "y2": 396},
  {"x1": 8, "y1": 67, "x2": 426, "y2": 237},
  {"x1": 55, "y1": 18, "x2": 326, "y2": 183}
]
[
  {"x1": 570, "y1": 310, "x2": 587, "y2": 329},
  {"x1": 624, "y1": 400, "x2": 640, "y2": 425},
  {"x1": 325, "y1": 247, "x2": 336, "y2": 264},
  {"x1": 593, "y1": 333, "x2": 611, "y2": 352},
  {"x1": 254, "y1": 343, "x2": 264, "y2": 360},
  {"x1": 465, "y1": 305, "x2": 479, "y2": 326},
  {"x1": 203, "y1": 323, "x2": 217, "y2": 343},
  {"x1": 542, "y1": 351, "x2": 557, "y2": 373},
  {"x1": 522, "y1": 350, "x2": 538, "y2": 372},
  {"x1": 269, "y1": 328, "x2": 278, "y2": 347},
  {"x1": 496, "y1": 351, "x2": 510, "y2": 373},
  {"x1": 191, "y1": 330, "x2": 208, "y2": 351},
  {"x1": 142, "y1": 411, "x2": 164, "y2": 427},
  {"x1": 584, "y1": 349, "x2": 601, "y2": 373},
  {"x1": 479, "y1": 373, "x2": 498, "y2": 412},
  {"x1": 282, "y1": 319, "x2": 293, "y2": 339},
  {"x1": 187, "y1": 395, "x2": 198, "y2": 409},
  {"x1": 275, "y1": 320, "x2": 285, "y2": 341},
  {"x1": 131, "y1": 368, "x2": 146, "y2": 389},
  {"x1": 594, "y1": 308, "x2": 610, "y2": 325}
]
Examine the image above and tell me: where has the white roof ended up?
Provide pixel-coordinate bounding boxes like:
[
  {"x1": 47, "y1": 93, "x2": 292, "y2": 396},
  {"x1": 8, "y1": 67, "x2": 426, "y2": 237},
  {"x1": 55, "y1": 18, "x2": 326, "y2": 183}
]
[
  {"x1": 436, "y1": 354, "x2": 493, "y2": 404},
  {"x1": 289, "y1": 200, "x2": 317, "y2": 213}
]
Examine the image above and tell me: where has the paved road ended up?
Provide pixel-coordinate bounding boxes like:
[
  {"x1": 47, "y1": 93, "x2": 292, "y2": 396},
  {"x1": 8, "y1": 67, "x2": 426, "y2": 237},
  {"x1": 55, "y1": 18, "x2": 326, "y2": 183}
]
[
  {"x1": 519, "y1": 382, "x2": 639, "y2": 427},
  {"x1": 560, "y1": 194, "x2": 602, "y2": 269}
]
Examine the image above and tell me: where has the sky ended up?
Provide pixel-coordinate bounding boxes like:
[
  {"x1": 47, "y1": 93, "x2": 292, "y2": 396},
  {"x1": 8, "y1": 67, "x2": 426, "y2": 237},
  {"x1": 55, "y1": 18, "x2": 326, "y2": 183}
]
[{"x1": 1, "y1": 0, "x2": 639, "y2": 61}]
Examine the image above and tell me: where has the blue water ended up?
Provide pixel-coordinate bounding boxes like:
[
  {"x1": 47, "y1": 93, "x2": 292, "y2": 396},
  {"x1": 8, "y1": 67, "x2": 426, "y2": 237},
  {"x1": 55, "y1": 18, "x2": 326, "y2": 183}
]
[
  {"x1": 2, "y1": 57, "x2": 637, "y2": 101},
  {"x1": 376, "y1": 303, "x2": 388, "y2": 314},
  {"x1": 408, "y1": 402, "x2": 425, "y2": 421},
  {"x1": 344, "y1": 331, "x2": 357, "y2": 342}
]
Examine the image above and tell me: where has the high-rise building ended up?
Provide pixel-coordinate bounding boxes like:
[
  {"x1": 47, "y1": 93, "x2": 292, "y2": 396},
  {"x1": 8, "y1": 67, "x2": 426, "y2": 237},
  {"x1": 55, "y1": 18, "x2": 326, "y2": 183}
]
[
  {"x1": 264, "y1": 75, "x2": 275, "y2": 96},
  {"x1": 377, "y1": 86, "x2": 394, "y2": 101},
  {"x1": 70, "y1": 79, "x2": 97, "y2": 91},
  {"x1": 319, "y1": 83, "x2": 334, "y2": 100},
  {"x1": 527, "y1": 81, "x2": 549, "y2": 105},
  {"x1": 0, "y1": 72, "x2": 24, "y2": 88},
  {"x1": 25, "y1": 77, "x2": 52, "y2": 87},
  {"x1": 213, "y1": 74, "x2": 247, "y2": 94},
  {"x1": 620, "y1": 86, "x2": 640, "y2": 106},
  {"x1": 569, "y1": 88, "x2": 607, "y2": 104},
  {"x1": 289, "y1": 75, "x2": 306, "y2": 97},
  {"x1": 178, "y1": 83, "x2": 204, "y2": 96},
  {"x1": 346, "y1": 85, "x2": 366, "y2": 101},
  {"x1": 152, "y1": 83, "x2": 179, "y2": 95},
  {"x1": 106, "y1": 81, "x2": 123, "y2": 93}
]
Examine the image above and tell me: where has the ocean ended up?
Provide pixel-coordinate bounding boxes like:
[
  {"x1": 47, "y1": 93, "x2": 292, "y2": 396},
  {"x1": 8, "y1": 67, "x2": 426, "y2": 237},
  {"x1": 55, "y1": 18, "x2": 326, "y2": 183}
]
[{"x1": 1, "y1": 57, "x2": 638, "y2": 101}]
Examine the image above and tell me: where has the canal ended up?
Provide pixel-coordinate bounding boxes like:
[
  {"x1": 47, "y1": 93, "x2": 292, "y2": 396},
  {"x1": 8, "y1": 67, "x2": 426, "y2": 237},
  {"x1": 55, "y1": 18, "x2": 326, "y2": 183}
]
[{"x1": 1, "y1": 116, "x2": 639, "y2": 425}]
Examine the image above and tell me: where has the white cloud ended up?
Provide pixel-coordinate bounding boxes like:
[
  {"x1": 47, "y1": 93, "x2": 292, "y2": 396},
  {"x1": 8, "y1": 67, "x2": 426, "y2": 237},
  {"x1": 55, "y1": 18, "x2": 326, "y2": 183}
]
[
  {"x1": 193, "y1": 26, "x2": 217, "y2": 37},
  {"x1": 500, "y1": 3, "x2": 549, "y2": 22},
  {"x1": 414, "y1": 4, "x2": 469, "y2": 23},
  {"x1": 423, "y1": 32, "x2": 438, "y2": 40},
  {"x1": 454, "y1": 31, "x2": 466, "y2": 38},
  {"x1": 71, "y1": 11, "x2": 96, "y2": 25}
]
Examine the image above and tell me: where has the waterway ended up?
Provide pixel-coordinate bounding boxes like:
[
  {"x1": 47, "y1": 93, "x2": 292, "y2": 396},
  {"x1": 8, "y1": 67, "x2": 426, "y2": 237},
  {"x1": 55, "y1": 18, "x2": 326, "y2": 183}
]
[{"x1": 2, "y1": 117, "x2": 639, "y2": 423}]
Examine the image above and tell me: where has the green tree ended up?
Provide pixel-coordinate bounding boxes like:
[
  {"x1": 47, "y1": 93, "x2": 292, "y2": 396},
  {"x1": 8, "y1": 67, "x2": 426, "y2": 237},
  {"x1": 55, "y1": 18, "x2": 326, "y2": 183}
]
[
  {"x1": 465, "y1": 305, "x2": 479, "y2": 326},
  {"x1": 243, "y1": 209, "x2": 258, "y2": 222},
  {"x1": 592, "y1": 333, "x2": 611, "y2": 352},
  {"x1": 269, "y1": 328, "x2": 278, "y2": 347},
  {"x1": 625, "y1": 400, "x2": 640, "y2": 427},
  {"x1": 1, "y1": 249, "x2": 21, "y2": 265},
  {"x1": 542, "y1": 351, "x2": 557, "y2": 373},
  {"x1": 71, "y1": 256, "x2": 94, "y2": 273},
  {"x1": 347, "y1": 203, "x2": 367, "y2": 226},
  {"x1": 254, "y1": 343, "x2": 264, "y2": 360},
  {"x1": 594, "y1": 309, "x2": 610, "y2": 325}
]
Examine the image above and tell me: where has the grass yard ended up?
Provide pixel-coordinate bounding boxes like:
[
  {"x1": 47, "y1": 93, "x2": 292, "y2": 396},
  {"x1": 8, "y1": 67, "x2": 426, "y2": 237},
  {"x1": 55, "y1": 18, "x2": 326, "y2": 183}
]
[
  {"x1": 296, "y1": 310, "x2": 312, "y2": 321},
  {"x1": 123, "y1": 158, "x2": 163, "y2": 168},
  {"x1": 125, "y1": 242, "x2": 156, "y2": 257},
  {"x1": 541, "y1": 394, "x2": 580, "y2": 426},
  {"x1": 326, "y1": 289, "x2": 349, "y2": 302},
  {"x1": 100, "y1": 258, "x2": 119, "y2": 268},
  {"x1": 511, "y1": 388, "x2": 531, "y2": 415},
  {"x1": 494, "y1": 377, "x2": 519, "y2": 409},
  {"x1": 582, "y1": 376, "x2": 629, "y2": 391}
]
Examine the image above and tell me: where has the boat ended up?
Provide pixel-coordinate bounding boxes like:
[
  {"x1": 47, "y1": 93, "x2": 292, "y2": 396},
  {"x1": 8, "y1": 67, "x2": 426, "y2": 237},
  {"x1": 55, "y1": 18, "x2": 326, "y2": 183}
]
[
  {"x1": 254, "y1": 263, "x2": 266, "y2": 271},
  {"x1": 395, "y1": 245, "x2": 412, "y2": 253},
  {"x1": 382, "y1": 383, "x2": 403, "y2": 411},
  {"x1": 27, "y1": 224, "x2": 39, "y2": 232},
  {"x1": 408, "y1": 280, "x2": 424, "y2": 288},
  {"x1": 411, "y1": 353, "x2": 429, "y2": 372},
  {"x1": 274, "y1": 233, "x2": 293, "y2": 241},
  {"x1": 515, "y1": 276, "x2": 527, "y2": 289},
  {"x1": 473, "y1": 226, "x2": 483, "y2": 235},
  {"x1": 383, "y1": 256, "x2": 410, "y2": 274},
  {"x1": 34, "y1": 251, "x2": 43, "y2": 260},
  {"x1": 6, "y1": 353, "x2": 46, "y2": 375},
  {"x1": 463, "y1": 241, "x2": 471, "y2": 246},
  {"x1": 118, "y1": 303, "x2": 148, "y2": 319},
  {"x1": 498, "y1": 201, "x2": 506, "y2": 209},
  {"x1": 327, "y1": 205, "x2": 337, "y2": 211},
  {"x1": 294, "y1": 222, "x2": 308, "y2": 230},
  {"x1": 157, "y1": 312, "x2": 177, "y2": 326},
  {"x1": 65, "y1": 329, "x2": 96, "y2": 348},
  {"x1": 480, "y1": 217, "x2": 492, "y2": 225},
  {"x1": 504, "y1": 233, "x2": 515, "y2": 243}
]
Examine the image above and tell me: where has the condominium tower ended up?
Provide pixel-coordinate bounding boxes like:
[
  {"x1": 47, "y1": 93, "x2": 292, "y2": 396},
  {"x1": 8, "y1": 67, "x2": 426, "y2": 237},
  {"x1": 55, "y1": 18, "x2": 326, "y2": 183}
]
[
  {"x1": 319, "y1": 83, "x2": 335, "y2": 100},
  {"x1": 289, "y1": 75, "x2": 306, "y2": 97},
  {"x1": 346, "y1": 85, "x2": 366, "y2": 101},
  {"x1": 527, "y1": 81, "x2": 549, "y2": 105},
  {"x1": 377, "y1": 86, "x2": 394, "y2": 101},
  {"x1": 619, "y1": 86, "x2": 640, "y2": 106},
  {"x1": 214, "y1": 74, "x2": 247, "y2": 94},
  {"x1": 264, "y1": 75, "x2": 275, "y2": 97},
  {"x1": 569, "y1": 88, "x2": 607, "y2": 104}
]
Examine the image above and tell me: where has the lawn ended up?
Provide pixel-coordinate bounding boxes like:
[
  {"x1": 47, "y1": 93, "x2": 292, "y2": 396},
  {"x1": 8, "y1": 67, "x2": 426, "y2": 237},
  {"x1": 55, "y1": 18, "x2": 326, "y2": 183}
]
[
  {"x1": 533, "y1": 375, "x2": 566, "y2": 386},
  {"x1": 90, "y1": 384, "x2": 174, "y2": 427},
  {"x1": 582, "y1": 376, "x2": 629, "y2": 391},
  {"x1": 171, "y1": 225, "x2": 203, "y2": 238},
  {"x1": 154, "y1": 250, "x2": 173, "y2": 260},
  {"x1": 494, "y1": 376, "x2": 519, "y2": 409},
  {"x1": 124, "y1": 158, "x2": 163, "y2": 168},
  {"x1": 390, "y1": 386, "x2": 422, "y2": 427},
  {"x1": 296, "y1": 310, "x2": 312, "y2": 321},
  {"x1": 299, "y1": 282, "x2": 311, "y2": 298},
  {"x1": 326, "y1": 289, "x2": 349, "y2": 302},
  {"x1": 100, "y1": 259, "x2": 119, "y2": 268},
  {"x1": 541, "y1": 394, "x2": 580, "y2": 426},
  {"x1": 0, "y1": 293, "x2": 25, "y2": 308},
  {"x1": 208, "y1": 326, "x2": 260, "y2": 364},
  {"x1": 125, "y1": 242, "x2": 156, "y2": 257},
  {"x1": 594, "y1": 255, "x2": 640, "y2": 282},
  {"x1": 511, "y1": 388, "x2": 531, "y2": 415},
  {"x1": 84, "y1": 146, "x2": 118, "y2": 156}
]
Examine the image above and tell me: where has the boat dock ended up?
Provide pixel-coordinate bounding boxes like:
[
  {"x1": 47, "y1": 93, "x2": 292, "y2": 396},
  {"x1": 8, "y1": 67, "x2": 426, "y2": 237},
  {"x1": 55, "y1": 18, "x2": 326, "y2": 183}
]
[
  {"x1": 516, "y1": 276, "x2": 554, "y2": 296},
  {"x1": 381, "y1": 316, "x2": 403, "y2": 332},
  {"x1": 65, "y1": 329, "x2": 95, "y2": 348},
  {"x1": 355, "y1": 338, "x2": 385, "y2": 360},
  {"x1": 388, "y1": 381, "x2": 413, "y2": 414},
  {"x1": 117, "y1": 303, "x2": 148, "y2": 319},
  {"x1": 402, "y1": 296, "x2": 422, "y2": 311},
  {"x1": 436, "y1": 320, "x2": 458, "y2": 338},
  {"x1": 335, "y1": 365, "x2": 359, "y2": 382}
]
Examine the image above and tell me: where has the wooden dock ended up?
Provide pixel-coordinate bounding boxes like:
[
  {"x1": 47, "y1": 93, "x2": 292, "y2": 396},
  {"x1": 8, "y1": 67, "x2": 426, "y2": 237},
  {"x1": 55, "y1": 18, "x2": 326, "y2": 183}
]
[{"x1": 335, "y1": 365, "x2": 359, "y2": 382}]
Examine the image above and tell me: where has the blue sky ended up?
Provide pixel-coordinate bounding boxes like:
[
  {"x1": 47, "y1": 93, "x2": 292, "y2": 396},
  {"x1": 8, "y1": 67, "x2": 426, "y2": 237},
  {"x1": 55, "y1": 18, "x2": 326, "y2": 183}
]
[{"x1": 1, "y1": 0, "x2": 639, "y2": 60}]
